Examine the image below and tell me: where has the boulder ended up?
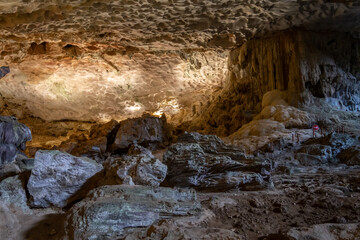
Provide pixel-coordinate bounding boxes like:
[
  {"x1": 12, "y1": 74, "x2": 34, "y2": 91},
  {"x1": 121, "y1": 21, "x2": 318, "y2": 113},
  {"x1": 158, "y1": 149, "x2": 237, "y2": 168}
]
[
  {"x1": 111, "y1": 115, "x2": 170, "y2": 151},
  {"x1": 295, "y1": 133, "x2": 356, "y2": 165},
  {"x1": 0, "y1": 204, "x2": 19, "y2": 240},
  {"x1": 27, "y1": 150, "x2": 103, "y2": 208},
  {"x1": 66, "y1": 185, "x2": 201, "y2": 240},
  {"x1": 164, "y1": 132, "x2": 271, "y2": 191},
  {"x1": 0, "y1": 155, "x2": 34, "y2": 181},
  {"x1": 0, "y1": 116, "x2": 32, "y2": 150},
  {"x1": 0, "y1": 144, "x2": 17, "y2": 165},
  {"x1": 0, "y1": 175, "x2": 31, "y2": 213},
  {"x1": 0, "y1": 116, "x2": 32, "y2": 165},
  {"x1": 104, "y1": 145, "x2": 167, "y2": 187}
]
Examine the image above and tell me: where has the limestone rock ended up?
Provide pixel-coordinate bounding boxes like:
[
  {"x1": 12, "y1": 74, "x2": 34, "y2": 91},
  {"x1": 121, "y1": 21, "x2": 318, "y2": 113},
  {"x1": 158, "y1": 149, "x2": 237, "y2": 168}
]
[
  {"x1": 0, "y1": 204, "x2": 19, "y2": 240},
  {"x1": 164, "y1": 132, "x2": 270, "y2": 191},
  {"x1": 191, "y1": 30, "x2": 360, "y2": 135},
  {"x1": 0, "y1": 155, "x2": 34, "y2": 181},
  {"x1": 295, "y1": 133, "x2": 355, "y2": 165},
  {"x1": 124, "y1": 222, "x2": 242, "y2": 240},
  {"x1": 0, "y1": 116, "x2": 32, "y2": 150},
  {"x1": 287, "y1": 223, "x2": 360, "y2": 240},
  {"x1": 0, "y1": 162, "x2": 20, "y2": 181},
  {"x1": 0, "y1": 175, "x2": 31, "y2": 213},
  {"x1": 27, "y1": 150, "x2": 103, "y2": 208},
  {"x1": 0, "y1": 116, "x2": 32, "y2": 165},
  {"x1": 0, "y1": 144, "x2": 17, "y2": 165},
  {"x1": 111, "y1": 115, "x2": 170, "y2": 151},
  {"x1": 104, "y1": 145, "x2": 167, "y2": 187},
  {"x1": 66, "y1": 185, "x2": 201, "y2": 240}
]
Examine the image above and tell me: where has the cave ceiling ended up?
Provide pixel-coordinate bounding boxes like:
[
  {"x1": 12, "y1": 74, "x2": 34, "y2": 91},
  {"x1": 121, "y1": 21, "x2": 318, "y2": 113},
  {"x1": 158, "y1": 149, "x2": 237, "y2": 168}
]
[{"x1": 0, "y1": 0, "x2": 359, "y2": 122}]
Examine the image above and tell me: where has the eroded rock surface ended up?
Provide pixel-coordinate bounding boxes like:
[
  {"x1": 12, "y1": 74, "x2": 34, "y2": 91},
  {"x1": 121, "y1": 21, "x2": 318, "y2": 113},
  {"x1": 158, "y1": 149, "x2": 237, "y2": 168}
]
[
  {"x1": 111, "y1": 115, "x2": 171, "y2": 151},
  {"x1": 0, "y1": 116, "x2": 31, "y2": 165},
  {"x1": 164, "y1": 132, "x2": 271, "y2": 191},
  {"x1": 66, "y1": 185, "x2": 201, "y2": 240},
  {"x1": 287, "y1": 223, "x2": 360, "y2": 240},
  {"x1": 27, "y1": 150, "x2": 103, "y2": 208},
  {"x1": 104, "y1": 145, "x2": 167, "y2": 187},
  {"x1": 295, "y1": 133, "x2": 356, "y2": 166},
  {"x1": 0, "y1": 175, "x2": 31, "y2": 214},
  {"x1": 191, "y1": 30, "x2": 360, "y2": 136}
]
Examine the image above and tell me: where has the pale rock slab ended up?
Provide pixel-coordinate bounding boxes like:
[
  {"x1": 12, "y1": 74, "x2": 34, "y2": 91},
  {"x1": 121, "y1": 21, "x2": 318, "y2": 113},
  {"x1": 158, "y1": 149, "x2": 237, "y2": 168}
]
[
  {"x1": 27, "y1": 150, "x2": 103, "y2": 208},
  {"x1": 66, "y1": 185, "x2": 201, "y2": 240}
]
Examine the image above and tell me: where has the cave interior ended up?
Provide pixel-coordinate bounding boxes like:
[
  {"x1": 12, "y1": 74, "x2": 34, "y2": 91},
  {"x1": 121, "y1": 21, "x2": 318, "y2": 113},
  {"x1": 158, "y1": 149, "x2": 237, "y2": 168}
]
[{"x1": 0, "y1": 1, "x2": 360, "y2": 240}]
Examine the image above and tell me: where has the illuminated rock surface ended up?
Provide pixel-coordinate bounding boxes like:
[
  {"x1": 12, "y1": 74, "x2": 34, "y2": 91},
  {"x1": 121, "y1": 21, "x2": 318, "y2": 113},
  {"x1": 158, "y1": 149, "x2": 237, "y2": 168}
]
[
  {"x1": 66, "y1": 185, "x2": 201, "y2": 240},
  {"x1": 27, "y1": 150, "x2": 103, "y2": 208},
  {"x1": 104, "y1": 144, "x2": 167, "y2": 187},
  {"x1": 0, "y1": 1, "x2": 360, "y2": 240}
]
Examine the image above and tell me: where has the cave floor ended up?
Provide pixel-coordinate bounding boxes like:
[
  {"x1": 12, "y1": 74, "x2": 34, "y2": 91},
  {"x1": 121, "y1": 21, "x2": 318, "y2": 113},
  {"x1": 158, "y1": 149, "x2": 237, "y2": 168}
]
[{"x1": 6, "y1": 157, "x2": 359, "y2": 240}]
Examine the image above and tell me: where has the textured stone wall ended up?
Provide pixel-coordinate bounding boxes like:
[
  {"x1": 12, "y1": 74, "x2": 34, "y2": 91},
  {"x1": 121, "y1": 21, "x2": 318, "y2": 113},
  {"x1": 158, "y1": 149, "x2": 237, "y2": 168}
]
[{"x1": 189, "y1": 30, "x2": 360, "y2": 136}]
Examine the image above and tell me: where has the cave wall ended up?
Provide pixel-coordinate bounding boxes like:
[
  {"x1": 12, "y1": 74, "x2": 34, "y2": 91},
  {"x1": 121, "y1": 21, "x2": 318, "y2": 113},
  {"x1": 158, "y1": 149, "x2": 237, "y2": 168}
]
[
  {"x1": 0, "y1": 43, "x2": 227, "y2": 122},
  {"x1": 190, "y1": 29, "x2": 360, "y2": 136}
]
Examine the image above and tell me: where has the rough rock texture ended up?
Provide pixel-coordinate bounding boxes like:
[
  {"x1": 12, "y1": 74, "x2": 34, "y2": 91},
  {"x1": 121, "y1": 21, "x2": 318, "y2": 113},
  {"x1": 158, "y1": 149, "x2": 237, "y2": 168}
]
[
  {"x1": 164, "y1": 132, "x2": 271, "y2": 191},
  {"x1": 0, "y1": 1, "x2": 358, "y2": 51},
  {"x1": 27, "y1": 150, "x2": 103, "y2": 208},
  {"x1": 0, "y1": 155, "x2": 34, "y2": 181},
  {"x1": 0, "y1": 116, "x2": 31, "y2": 165},
  {"x1": 295, "y1": 133, "x2": 355, "y2": 166},
  {"x1": 111, "y1": 115, "x2": 171, "y2": 151},
  {"x1": 123, "y1": 209, "x2": 243, "y2": 240},
  {"x1": 191, "y1": 30, "x2": 360, "y2": 136},
  {"x1": 0, "y1": 48, "x2": 227, "y2": 123},
  {"x1": 104, "y1": 145, "x2": 167, "y2": 187},
  {"x1": 0, "y1": 175, "x2": 31, "y2": 213},
  {"x1": 0, "y1": 116, "x2": 32, "y2": 149},
  {"x1": 287, "y1": 223, "x2": 360, "y2": 240},
  {"x1": 0, "y1": 2, "x2": 359, "y2": 123},
  {"x1": 66, "y1": 185, "x2": 201, "y2": 240},
  {"x1": 216, "y1": 89, "x2": 315, "y2": 153},
  {"x1": 0, "y1": 204, "x2": 19, "y2": 240},
  {"x1": 56, "y1": 119, "x2": 120, "y2": 157},
  {"x1": 0, "y1": 144, "x2": 17, "y2": 165}
]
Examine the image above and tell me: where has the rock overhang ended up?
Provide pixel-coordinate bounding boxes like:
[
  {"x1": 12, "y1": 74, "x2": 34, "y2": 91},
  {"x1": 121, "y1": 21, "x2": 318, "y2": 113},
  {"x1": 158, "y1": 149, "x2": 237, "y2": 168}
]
[{"x1": 0, "y1": 0, "x2": 359, "y2": 123}]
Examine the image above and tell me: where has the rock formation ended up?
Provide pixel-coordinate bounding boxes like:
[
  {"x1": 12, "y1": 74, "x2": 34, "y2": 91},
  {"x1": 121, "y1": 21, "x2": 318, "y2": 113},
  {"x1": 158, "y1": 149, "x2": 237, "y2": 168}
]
[
  {"x1": 111, "y1": 114, "x2": 172, "y2": 151},
  {"x1": 0, "y1": 1, "x2": 359, "y2": 239},
  {"x1": 104, "y1": 144, "x2": 167, "y2": 187},
  {"x1": 66, "y1": 185, "x2": 201, "y2": 240},
  {"x1": 27, "y1": 150, "x2": 103, "y2": 208},
  {"x1": 164, "y1": 132, "x2": 272, "y2": 191},
  {"x1": 190, "y1": 30, "x2": 360, "y2": 136},
  {"x1": 0, "y1": 116, "x2": 31, "y2": 165}
]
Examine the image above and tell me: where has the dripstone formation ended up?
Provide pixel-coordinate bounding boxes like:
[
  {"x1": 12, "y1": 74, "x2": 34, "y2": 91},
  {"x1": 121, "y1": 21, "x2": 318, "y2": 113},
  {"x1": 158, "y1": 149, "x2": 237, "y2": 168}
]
[{"x1": 0, "y1": 1, "x2": 360, "y2": 239}]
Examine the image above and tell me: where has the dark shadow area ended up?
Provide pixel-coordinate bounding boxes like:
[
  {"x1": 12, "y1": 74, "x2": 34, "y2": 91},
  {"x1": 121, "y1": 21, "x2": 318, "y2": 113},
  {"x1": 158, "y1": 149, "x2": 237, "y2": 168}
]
[
  {"x1": 63, "y1": 169, "x2": 106, "y2": 211},
  {"x1": 23, "y1": 214, "x2": 66, "y2": 240}
]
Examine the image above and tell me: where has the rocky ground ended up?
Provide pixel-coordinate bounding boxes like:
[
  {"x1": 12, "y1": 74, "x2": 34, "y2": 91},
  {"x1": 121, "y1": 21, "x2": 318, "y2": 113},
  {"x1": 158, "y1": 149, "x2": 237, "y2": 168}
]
[{"x1": 0, "y1": 110, "x2": 359, "y2": 240}]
